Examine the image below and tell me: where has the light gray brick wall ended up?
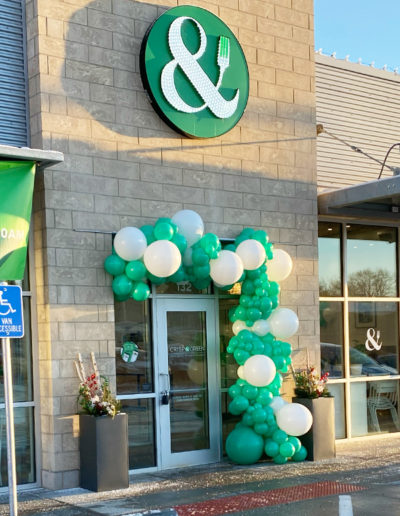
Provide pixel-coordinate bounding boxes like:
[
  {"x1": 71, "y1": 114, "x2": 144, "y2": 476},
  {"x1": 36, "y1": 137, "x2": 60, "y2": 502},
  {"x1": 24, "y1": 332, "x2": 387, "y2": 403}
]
[{"x1": 28, "y1": 0, "x2": 318, "y2": 489}]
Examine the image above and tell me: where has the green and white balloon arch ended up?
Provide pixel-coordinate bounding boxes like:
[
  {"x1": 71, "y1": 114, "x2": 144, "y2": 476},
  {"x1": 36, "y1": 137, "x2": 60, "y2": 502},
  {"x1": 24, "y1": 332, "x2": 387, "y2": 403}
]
[{"x1": 104, "y1": 210, "x2": 312, "y2": 464}]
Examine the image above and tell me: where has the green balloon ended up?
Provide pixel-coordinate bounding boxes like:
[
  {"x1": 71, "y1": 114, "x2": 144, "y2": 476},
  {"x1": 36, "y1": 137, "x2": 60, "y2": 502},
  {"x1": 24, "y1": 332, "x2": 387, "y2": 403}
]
[
  {"x1": 104, "y1": 254, "x2": 126, "y2": 276},
  {"x1": 253, "y1": 408, "x2": 267, "y2": 423},
  {"x1": 171, "y1": 233, "x2": 187, "y2": 254},
  {"x1": 241, "y1": 280, "x2": 255, "y2": 295},
  {"x1": 242, "y1": 384, "x2": 259, "y2": 400},
  {"x1": 154, "y1": 221, "x2": 174, "y2": 241},
  {"x1": 253, "y1": 423, "x2": 269, "y2": 435},
  {"x1": 125, "y1": 260, "x2": 146, "y2": 281},
  {"x1": 140, "y1": 225, "x2": 155, "y2": 244},
  {"x1": 273, "y1": 454, "x2": 288, "y2": 464},
  {"x1": 233, "y1": 349, "x2": 250, "y2": 365},
  {"x1": 293, "y1": 445, "x2": 308, "y2": 462},
  {"x1": 241, "y1": 413, "x2": 254, "y2": 426},
  {"x1": 228, "y1": 384, "x2": 241, "y2": 398},
  {"x1": 132, "y1": 282, "x2": 150, "y2": 301},
  {"x1": 265, "y1": 243, "x2": 274, "y2": 260},
  {"x1": 192, "y1": 248, "x2": 209, "y2": 266},
  {"x1": 256, "y1": 389, "x2": 273, "y2": 406},
  {"x1": 280, "y1": 342, "x2": 292, "y2": 356},
  {"x1": 168, "y1": 267, "x2": 185, "y2": 283},
  {"x1": 112, "y1": 275, "x2": 133, "y2": 297},
  {"x1": 192, "y1": 277, "x2": 211, "y2": 290},
  {"x1": 288, "y1": 436, "x2": 302, "y2": 453},
  {"x1": 146, "y1": 272, "x2": 165, "y2": 284},
  {"x1": 229, "y1": 395, "x2": 249, "y2": 415},
  {"x1": 252, "y1": 230, "x2": 269, "y2": 246},
  {"x1": 280, "y1": 441, "x2": 296, "y2": 458},
  {"x1": 248, "y1": 308, "x2": 262, "y2": 321},
  {"x1": 193, "y1": 264, "x2": 210, "y2": 279},
  {"x1": 274, "y1": 356, "x2": 286, "y2": 371},
  {"x1": 225, "y1": 427, "x2": 264, "y2": 465},
  {"x1": 268, "y1": 281, "x2": 280, "y2": 296},
  {"x1": 264, "y1": 439, "x2": 280, "y2": 457},
  {"x1": 270, "y1": 295, "x2": 279, "y2": 310},
  {"x1": 272, "y1": 429, "x2": 288, "y2": 445}
]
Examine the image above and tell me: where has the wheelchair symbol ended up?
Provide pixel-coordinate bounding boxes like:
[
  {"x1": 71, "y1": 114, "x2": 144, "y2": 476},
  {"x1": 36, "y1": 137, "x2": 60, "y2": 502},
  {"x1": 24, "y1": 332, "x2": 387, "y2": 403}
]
[{"x1": 0, "y1": 291, "x2": 16, "y2": 316}]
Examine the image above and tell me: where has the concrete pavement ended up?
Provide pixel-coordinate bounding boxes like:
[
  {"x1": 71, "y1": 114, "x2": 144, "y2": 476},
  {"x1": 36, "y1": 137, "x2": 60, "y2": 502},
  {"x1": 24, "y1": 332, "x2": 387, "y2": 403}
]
[{"x1": 1, "y1": 437, "x2": 400, "y2": 515}]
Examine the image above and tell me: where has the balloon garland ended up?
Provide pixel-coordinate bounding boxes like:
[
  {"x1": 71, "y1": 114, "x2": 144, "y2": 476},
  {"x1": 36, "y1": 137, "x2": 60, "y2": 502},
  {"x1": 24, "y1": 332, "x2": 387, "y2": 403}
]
[{"x1": 104, "y1": 210, "x2": 312, "y2": 465}]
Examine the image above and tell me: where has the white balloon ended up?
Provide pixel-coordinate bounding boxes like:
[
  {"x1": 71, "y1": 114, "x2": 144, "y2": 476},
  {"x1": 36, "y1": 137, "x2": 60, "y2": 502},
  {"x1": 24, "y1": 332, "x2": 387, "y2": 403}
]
[
  {"x1": 237, "y1": 366, "x2": 245, "y2": 379},
  {"x1": 270, "y1": 396, "x2": 288, "y2": 414},
  {"x1": 114, "y1": 227, "x2": 147, "y2": 261},
  {"x1": 243, "y1": 354, "x2": 276, "y2": 387},
  {"x1": 187, "y1": 359, "x2": 204, "y2": 385},
  {"x1": 276, "y1": 403, "x2": 313, "y2": 436},
  {"x1": 235, "y1": 239, "x2": 266, "y2": 270},
  {"x1": 172, "y1": 210, "x2": 204, "y2": 247},
  {"x1": 268, "y1": 308, "x2": 299, "y2": 339},
  {"x1": 209, "y1": 250, "x2": 244, "y2": 286},
  {"x1": 267, "y1": 249, "x2": 293, "y2": 281},
  {"x1": 143, "y1": 240, "x2": 181, "y2": 278},
  {"x1": 232, "y1": 320, "x2": 248, "y2": 335},
  {"x1": 183, "y1": 246, "x2": 193, "y2": 266},
  {"x1": 252, "y1": 319, "x2": 270, "y2": 337}
]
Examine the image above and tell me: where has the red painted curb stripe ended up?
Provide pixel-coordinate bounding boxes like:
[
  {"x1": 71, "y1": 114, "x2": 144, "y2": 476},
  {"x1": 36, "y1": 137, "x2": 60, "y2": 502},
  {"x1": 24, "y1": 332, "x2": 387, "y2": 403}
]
[{"x1": 174, "y1": 481, "x2": 366, "y2": 516}]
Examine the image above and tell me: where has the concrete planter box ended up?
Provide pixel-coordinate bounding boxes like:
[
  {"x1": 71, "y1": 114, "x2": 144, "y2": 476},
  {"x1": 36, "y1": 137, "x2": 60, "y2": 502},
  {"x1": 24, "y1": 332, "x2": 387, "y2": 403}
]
[
  {"x1": 79, "y1": 413, "x2": 129, "y2": 492},
  {"x1": 293, "y1": 397, "x2": 336, "y2": 461}
]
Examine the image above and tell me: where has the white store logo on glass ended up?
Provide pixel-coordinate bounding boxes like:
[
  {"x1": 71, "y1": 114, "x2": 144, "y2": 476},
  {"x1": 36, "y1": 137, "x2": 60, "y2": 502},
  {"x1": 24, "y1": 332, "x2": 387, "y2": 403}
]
[
  {"x1": 161, "y1": 16, "x2": 239, "y2": 118},
  {"x1": 365, "y1": 328, "x2": 383, "y2": 351}
]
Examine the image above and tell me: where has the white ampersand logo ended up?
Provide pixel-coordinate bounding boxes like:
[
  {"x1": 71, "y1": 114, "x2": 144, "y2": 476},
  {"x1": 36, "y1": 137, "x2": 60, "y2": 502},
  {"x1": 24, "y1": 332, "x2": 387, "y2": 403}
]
[
  {"x1": 161, "y1": 16, "x2": 240, "y2": 119},
  {"x1": 365, "y1": 328, "x2": 383, "y2": 351}
]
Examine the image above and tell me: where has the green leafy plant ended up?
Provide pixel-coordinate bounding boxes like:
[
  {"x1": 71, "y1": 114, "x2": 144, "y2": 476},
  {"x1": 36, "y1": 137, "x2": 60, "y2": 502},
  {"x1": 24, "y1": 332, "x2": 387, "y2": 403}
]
[
  {"x1": 294, "y1": 366, "x2": 330, "y2": 399},
  {"x1": 75, "y1": 352, "x2": 121, "y2": 418}
]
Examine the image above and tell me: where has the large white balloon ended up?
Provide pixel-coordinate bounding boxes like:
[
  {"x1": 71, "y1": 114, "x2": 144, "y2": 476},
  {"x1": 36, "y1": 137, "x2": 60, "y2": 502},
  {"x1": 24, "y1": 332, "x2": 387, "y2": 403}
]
[
  {"x1": 143, "y1": 240, "x2": 181, "y2": 277},
  {"x1": 276, "y1": 403, "x2": 313, "y2": 436},
  {"x1": 270, "y1": 396, "x2": 288, "y2": 414},
  {"x1": 268, "y1": 308, "x2": 299, "y2": 339},
  {"x1": 267, "y1": 249, "x2": 293, "y2": 281},
  {"x1": 237, "y1": 366, "x2": 245, "y2": 379},
  {"x1": 209, "y1": 250, "x2": 244, "y2": 286},
  {"x1": 114, "y1": 227, "x2": 147, "y2": 261},
  {"x1": 235, "y1": 239, "x2": 266, "y2": 270},
  {"x1": 232, "y1": 320, "x2": 248, "y2": 335},
  {"x1": 242, "y1": 354, "x2": 276, "y2": 387},
  {"x1": 252, "y1": 319, "x2": 270, "y2": 337},
  {"x1": 172, "y1": 210, "x2": 204, "y2": 247}
]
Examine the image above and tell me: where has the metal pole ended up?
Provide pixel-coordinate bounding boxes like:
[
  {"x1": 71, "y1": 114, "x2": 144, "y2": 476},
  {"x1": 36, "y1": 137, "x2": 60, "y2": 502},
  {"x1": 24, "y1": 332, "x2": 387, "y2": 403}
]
[{"x1": 2, "y1": 336, "x2": 18, "y2": 515}]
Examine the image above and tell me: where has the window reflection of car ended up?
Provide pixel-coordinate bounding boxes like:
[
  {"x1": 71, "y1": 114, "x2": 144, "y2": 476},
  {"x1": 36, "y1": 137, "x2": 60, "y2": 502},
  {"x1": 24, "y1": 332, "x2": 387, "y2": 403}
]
[{"x1": 321, "y1": 343, "x2": 398, "y2": 377}]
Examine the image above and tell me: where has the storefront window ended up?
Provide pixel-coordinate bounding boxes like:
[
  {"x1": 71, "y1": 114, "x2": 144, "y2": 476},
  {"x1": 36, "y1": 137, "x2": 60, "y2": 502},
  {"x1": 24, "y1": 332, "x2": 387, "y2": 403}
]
[
  {"x1": 320, "y1": 302, "x2": 344, "y2": 378},
  {"x1": 351, "y1": 380, "x2": 400, "y2": 436},
  {"x1": 318, "y1": 222, "x2": 342, "y2": 296},
  {"x1": 347, "y1": 225, "x2": 397, "y2": 297},
  {"x1": 115, "y1": 299, "x2": 153, "y2": 395},
  {"x1": 349, "y1": 302, "x2": 398, "y2": 377},
  {"x1": 121, "y1": 399, "x2": 156, "y2": 469}
]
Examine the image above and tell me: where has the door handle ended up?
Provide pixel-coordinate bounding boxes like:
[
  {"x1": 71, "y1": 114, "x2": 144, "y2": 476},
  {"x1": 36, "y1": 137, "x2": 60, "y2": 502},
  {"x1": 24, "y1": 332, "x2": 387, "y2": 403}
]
[{"x1": 161, "y1": 391, "x2": 170, "y2": 405}]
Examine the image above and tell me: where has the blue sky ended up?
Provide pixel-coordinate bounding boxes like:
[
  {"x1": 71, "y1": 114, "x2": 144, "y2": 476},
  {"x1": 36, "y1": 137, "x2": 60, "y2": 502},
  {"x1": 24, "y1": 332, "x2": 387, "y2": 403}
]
[{"x1": 314, "y1": 1, "x2": 400, "y2": 71}]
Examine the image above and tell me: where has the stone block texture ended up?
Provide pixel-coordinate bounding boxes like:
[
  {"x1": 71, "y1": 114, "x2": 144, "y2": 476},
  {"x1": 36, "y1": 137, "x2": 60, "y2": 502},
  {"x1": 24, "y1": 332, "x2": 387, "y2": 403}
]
[{"x1": 27, "y1": 0, "x2": 318, "y2": 488}]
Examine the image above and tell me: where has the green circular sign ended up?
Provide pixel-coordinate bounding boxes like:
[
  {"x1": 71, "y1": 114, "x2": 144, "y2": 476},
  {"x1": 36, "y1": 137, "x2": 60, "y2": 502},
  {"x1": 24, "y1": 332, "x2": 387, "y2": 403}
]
[{"x1": 140, "y1": 6, "x2": 249, "y2": 138}]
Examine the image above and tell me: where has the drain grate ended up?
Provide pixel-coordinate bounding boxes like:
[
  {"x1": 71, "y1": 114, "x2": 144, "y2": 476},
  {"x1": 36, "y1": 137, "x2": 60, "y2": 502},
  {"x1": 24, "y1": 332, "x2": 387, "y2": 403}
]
[{"x1": 174, "y1": 481, "x2": 366, "y2": 515}]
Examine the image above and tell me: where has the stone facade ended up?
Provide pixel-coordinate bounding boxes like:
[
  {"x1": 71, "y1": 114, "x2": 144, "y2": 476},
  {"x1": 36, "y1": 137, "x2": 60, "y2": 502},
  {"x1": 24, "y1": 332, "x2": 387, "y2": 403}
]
[{"x1": 26, "y1": 0, "x2": 318, "y2": 489}]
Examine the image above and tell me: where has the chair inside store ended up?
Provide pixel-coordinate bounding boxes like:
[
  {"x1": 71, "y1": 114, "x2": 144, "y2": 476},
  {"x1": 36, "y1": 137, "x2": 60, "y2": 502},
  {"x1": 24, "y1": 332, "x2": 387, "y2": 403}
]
[{"x1": 367, "y1": 381, "x2": 400, "y2": 433}]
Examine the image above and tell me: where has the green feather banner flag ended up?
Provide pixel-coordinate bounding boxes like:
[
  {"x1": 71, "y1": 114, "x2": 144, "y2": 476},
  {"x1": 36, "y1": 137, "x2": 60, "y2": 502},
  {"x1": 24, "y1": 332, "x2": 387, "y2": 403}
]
[{"x1": 0, "y1": 161, "x2": 36, "y2": 280}]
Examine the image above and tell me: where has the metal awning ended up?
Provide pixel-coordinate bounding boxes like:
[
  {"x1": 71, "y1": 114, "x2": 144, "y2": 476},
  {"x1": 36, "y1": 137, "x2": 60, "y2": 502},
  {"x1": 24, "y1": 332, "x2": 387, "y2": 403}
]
[
  {"x1": 0, "y1": 144, "x2": 63, "y2": 168},
  {"x1": 318, "y1": 175, "x2": 400, "y2": 222}
]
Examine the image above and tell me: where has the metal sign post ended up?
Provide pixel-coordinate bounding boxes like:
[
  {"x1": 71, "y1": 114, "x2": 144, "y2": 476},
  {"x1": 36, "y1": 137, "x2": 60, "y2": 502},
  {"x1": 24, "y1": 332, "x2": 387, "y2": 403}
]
[{"x1": 0, "y1": 284, "x2": 24, "y2": 516}]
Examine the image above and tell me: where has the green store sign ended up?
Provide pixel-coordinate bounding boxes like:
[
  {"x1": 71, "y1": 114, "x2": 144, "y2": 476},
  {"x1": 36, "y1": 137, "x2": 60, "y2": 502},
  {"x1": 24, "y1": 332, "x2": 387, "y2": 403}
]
[
  {"x1": 140, "y1": 5, "x2": 249, "y2": 138},
  {"x1": 0, "y1": 161, "x2": 36, "y2": 281}
]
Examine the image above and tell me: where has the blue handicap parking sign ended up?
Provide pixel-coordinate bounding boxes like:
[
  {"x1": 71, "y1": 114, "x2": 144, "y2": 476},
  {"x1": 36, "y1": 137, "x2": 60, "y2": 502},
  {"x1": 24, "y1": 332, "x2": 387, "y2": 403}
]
[{"x1": 0, "y1": 285, "x2": 24, "y2": 338}]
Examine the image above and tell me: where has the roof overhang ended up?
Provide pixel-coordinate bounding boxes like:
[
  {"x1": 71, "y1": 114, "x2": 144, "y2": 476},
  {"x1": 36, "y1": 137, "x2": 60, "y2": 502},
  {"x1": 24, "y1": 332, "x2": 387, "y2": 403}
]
[
  {"x1": 318, "y1": 175, "x2": 400, "y2": 223},
  {"x1": 0, "y1": 144, "x2": 63, "y2": 168}
]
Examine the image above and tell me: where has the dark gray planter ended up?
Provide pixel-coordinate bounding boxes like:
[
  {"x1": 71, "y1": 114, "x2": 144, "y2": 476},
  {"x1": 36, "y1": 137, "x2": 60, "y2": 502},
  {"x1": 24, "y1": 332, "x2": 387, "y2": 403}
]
[
  {"x1": 293, "y1": 397, "x2": 336, "y2": 461},
  {"x1": 79, "y1": 413, "x2": 129, "y2": 492}
]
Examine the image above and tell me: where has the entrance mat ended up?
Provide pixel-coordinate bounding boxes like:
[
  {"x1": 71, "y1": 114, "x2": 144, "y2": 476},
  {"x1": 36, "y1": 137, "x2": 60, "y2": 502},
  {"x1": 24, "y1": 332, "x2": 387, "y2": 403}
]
[{"x1": 174, "y1": 481, "x2": 366, "y2": 515}]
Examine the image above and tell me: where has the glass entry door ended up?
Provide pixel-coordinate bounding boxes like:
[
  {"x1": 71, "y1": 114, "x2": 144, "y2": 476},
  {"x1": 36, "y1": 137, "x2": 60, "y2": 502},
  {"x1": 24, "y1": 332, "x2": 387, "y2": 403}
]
[{"x1": 155, "y1": 298, "x2": 220, "y2": 469}]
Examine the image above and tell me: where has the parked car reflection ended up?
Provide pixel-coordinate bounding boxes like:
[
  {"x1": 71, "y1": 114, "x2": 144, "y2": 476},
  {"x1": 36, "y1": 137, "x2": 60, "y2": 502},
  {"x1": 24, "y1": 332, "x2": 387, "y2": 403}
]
[{"x1": 321, "y1": 343, "x2": 398, "y2": 377}]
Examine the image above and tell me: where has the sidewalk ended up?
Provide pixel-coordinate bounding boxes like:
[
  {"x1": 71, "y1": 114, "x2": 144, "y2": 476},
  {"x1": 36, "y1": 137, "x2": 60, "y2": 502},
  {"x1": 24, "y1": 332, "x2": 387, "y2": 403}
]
[{"x1": 1, "y1": 437, "x2": 400, "y2": 515}]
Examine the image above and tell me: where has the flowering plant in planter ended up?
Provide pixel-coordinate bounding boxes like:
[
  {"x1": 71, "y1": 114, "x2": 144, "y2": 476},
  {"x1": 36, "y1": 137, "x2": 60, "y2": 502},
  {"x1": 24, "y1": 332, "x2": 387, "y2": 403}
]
[
  {"x1": 75, "y1": 352, "x2": 121, "y2": 418},
  {"x1": 294, "y1": 366, "x2": 330, "y2": 399}
]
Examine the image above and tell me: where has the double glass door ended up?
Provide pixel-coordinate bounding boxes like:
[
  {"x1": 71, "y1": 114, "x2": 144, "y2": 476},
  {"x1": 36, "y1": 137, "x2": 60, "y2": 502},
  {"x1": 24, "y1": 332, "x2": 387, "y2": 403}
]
[{"x1": 155, "y1": 298, "x2": 220, "y2": 469}]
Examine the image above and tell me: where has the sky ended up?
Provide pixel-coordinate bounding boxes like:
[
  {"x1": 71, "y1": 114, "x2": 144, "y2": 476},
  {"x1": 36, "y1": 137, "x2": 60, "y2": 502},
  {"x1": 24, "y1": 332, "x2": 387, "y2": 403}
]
[{"x1": 314, "y1": 1, "x2": 400, "y2": 71}]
